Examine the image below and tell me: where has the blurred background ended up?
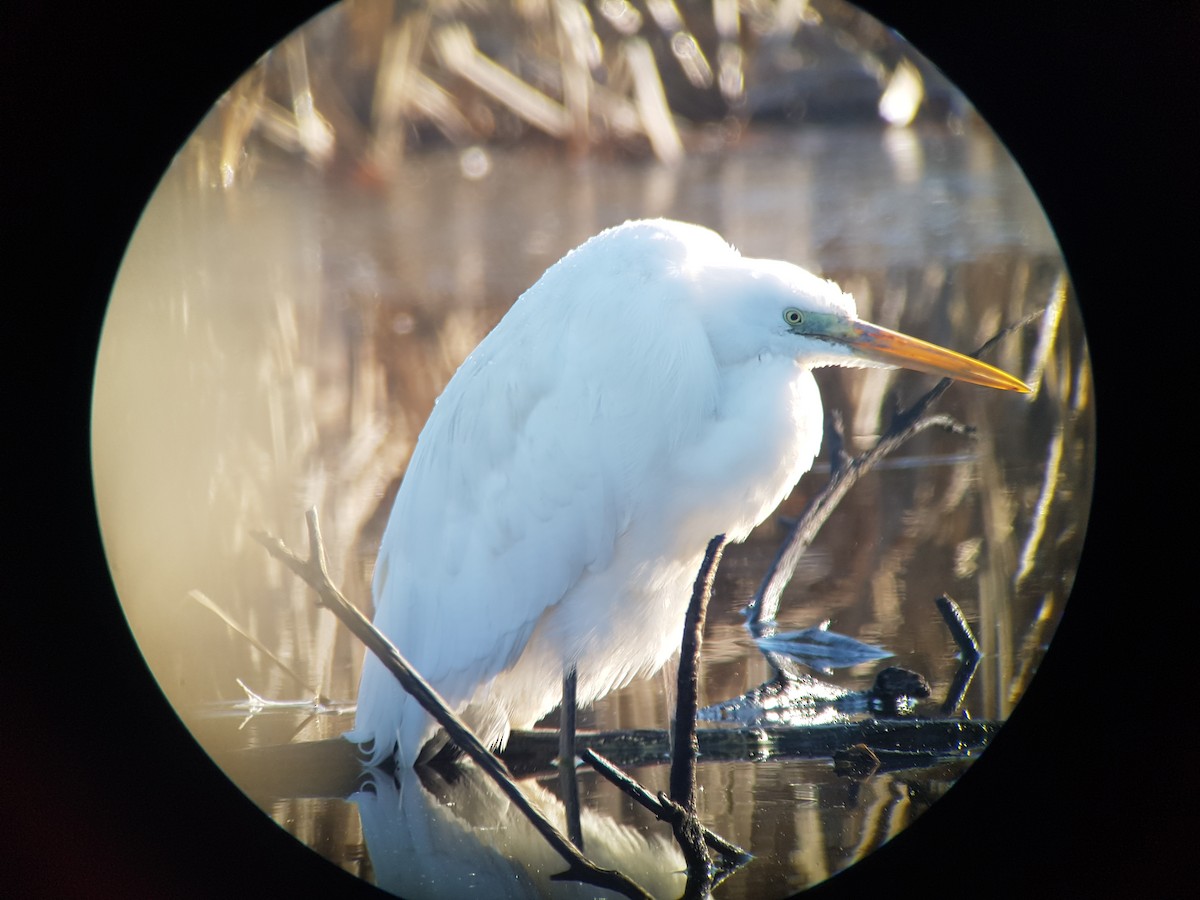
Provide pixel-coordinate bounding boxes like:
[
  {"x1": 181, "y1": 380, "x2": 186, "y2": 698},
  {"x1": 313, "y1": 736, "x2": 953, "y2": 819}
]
[{"x1": 91, "y1": 1, "x2": 1092, "y2": 896}]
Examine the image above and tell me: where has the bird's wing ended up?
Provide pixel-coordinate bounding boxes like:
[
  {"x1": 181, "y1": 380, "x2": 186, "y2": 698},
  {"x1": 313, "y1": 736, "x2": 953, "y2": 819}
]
[
  {"x1": 377, "y1": 346, "x2": 620, "y2": 698},
  {"x1": 355, "y1": 267, "x2": 721, "y2": 762}
]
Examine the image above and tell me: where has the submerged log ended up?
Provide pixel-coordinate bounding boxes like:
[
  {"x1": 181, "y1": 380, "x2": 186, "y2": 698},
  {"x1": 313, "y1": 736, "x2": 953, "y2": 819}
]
[
  {"x1": 221, "y1": 717, "x2": 998, "y2": 801},
  {"x1": 502, "y1": 718, "x2": 996, "y2": 773}
]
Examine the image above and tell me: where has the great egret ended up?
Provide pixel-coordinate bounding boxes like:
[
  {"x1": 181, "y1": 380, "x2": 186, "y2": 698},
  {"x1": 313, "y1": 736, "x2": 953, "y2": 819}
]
[{"x1": 350, "y1": 219, "x2": 1028, "y2": 768}]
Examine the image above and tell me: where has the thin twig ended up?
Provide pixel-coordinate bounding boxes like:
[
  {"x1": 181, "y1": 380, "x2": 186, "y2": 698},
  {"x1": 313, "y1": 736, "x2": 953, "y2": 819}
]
[
  {"x1": 747, "y1": 410, "x2": 966, "y2": 629},
  {"x1": 670, "y1": 535, "x2": 726, "y2": 808},
  {"x1": 581, "y1": 748, "x2": 751, "y2": 866},
  {"x1": 667, "y1": 534, "x2": 727, "y2": 899},
  {"x1": 187, "y1": 588, "x2": 326, "y2": 703},
  {"x1": 253, "y1": 509, "x2": 651, "y2": 900},
  {"x1": 935, "y1": 594, "x2": 982, "y2": 716},
  {"x1": 935, "y1": 594, "x2": 981, "y2": 662}
]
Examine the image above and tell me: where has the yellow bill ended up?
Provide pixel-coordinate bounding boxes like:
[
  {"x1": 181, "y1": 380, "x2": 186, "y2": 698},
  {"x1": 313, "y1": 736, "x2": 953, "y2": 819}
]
[{"x1": 794, "y1": 312, "x2": 1030, "y2": 393}]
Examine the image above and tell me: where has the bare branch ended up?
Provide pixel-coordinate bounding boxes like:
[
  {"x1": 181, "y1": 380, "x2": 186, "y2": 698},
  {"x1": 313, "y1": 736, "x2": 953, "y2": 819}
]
[
  {"x1": 935, "y1": 594, "x2": 982, "y2": 716},
  {"x1": 187, "y1": 588, "x2": 326, "y2": 702},
  {"x1": 667, "y1": 533, "x2": 727, "y2": 898},
  {"x1": 581, "y1": 748, "x2": 751, "y2": 868},
  {"x1": 253, "y1": 509, "x2": 652, "y2": 900}
]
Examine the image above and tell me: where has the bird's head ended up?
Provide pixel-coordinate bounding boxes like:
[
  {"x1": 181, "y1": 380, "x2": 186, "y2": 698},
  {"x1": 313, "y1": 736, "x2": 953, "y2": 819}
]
[{"x1": 611, "y1": 219, "x2": 1029, "y2": 394}]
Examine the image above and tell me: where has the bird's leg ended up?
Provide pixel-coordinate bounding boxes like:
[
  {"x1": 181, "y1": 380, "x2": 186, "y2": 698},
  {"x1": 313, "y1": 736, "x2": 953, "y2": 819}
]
[
  {"x1": 661, "y1": 660, "x2": 678, "y2": 755},
  {"x1": 559, "y1": 666, "x2": 584, "y2": 850}
]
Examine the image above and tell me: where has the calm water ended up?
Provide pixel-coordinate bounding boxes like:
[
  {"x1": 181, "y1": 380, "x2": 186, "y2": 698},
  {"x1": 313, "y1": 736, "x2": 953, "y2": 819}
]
[{"x1": 94, "y1": 113, "x2": 1090, "y2": 896}]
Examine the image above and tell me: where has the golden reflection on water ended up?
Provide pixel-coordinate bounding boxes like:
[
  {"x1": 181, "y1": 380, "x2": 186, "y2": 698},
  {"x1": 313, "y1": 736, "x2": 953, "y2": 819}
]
[{"x1": 91, "y1": 5, "x2": 1092, "y2": 894}]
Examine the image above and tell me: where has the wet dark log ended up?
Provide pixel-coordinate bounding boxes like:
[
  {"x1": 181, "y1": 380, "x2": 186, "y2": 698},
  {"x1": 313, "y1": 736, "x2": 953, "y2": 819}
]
[
  {"x1": 506, "y1": 718, "x2": 998, "y2": 772},
  {"x1": 222, "y1": 717, "x2": 999, "y2": 802}
]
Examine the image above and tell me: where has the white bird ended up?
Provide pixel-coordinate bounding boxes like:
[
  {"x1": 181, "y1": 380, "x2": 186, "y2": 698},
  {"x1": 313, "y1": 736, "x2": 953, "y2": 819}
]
[{"x1": 350, "y1": 218, "x2": 1028, "y2": 768}]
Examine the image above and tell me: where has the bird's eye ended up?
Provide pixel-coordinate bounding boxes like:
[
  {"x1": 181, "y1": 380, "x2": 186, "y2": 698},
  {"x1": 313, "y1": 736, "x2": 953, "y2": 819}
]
[{"x1": 783, "y1": 308, "x2": 804, "y2": 326}]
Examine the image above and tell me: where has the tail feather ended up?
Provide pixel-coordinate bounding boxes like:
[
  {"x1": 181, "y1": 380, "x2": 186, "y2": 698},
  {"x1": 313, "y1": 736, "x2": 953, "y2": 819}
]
[{"x1": 346, "y1": 651, "x2": 438, "y2": 768}]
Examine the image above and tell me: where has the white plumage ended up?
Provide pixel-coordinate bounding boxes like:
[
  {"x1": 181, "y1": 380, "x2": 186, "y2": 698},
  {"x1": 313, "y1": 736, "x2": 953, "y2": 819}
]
[{"x1": 349, "y1": 218, "x2": 1027, "y2": 767}]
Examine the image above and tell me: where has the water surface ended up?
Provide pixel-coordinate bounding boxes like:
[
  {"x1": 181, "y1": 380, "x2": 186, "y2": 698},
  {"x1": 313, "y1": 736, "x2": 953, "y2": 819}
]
[{"x1": 94, "y1": 97, "x2": 1089, "y2": 900}]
